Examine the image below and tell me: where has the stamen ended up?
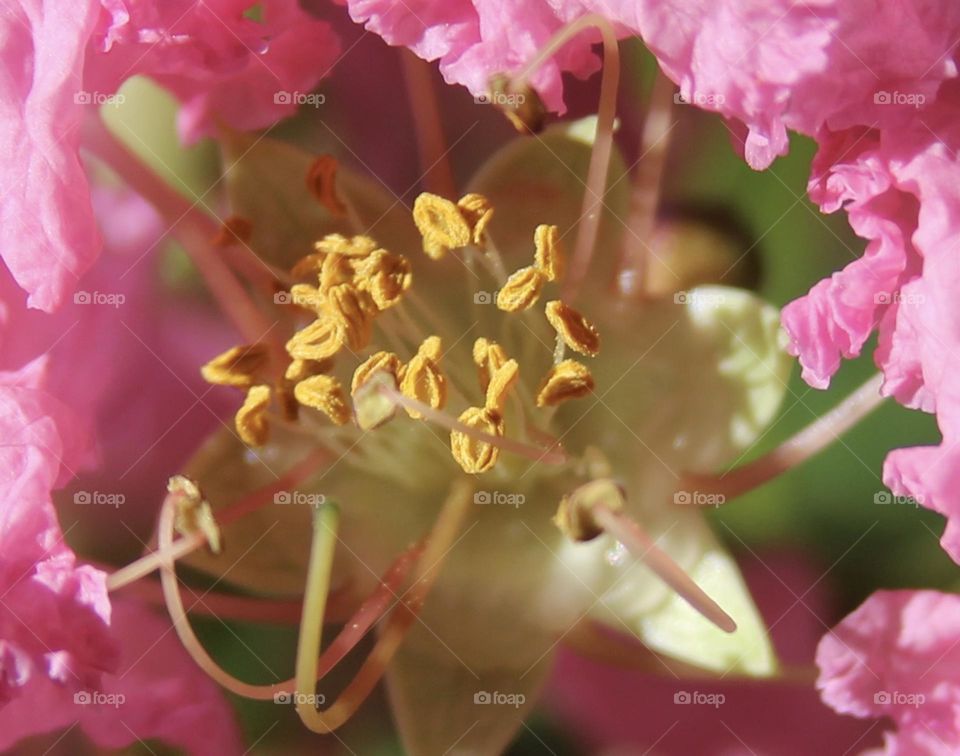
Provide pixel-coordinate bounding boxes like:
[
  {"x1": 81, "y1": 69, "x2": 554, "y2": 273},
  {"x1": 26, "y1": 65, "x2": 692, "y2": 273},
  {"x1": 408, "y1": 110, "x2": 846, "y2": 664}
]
[
  {"x1": 556, "y1": 480, "x2": 737, "y2": 633},
  {"x1": 168, "y1": 476, "x2": 222, "y2": 554},
  {"x1": 315, "y1": 233, "x2": 378, "y2": 258},
  {"x1": 354, "y1": 250, "x2": 412, "y2": 311},
  {"x1": 201, "y1": 343, "x2": 270, "y2": 387},
  {"x1": 294, "y1": 480, "x2": 473, "y2": 733},
  {"x1": 545, "y1": 300, "x2": 601, "y2": 357},
  {"x1": 398, "y1": 337, "x2": 448, "y2": 419},
  {"x1": 534, "y1": 224, "x2": 565, "y2": 282},
  {"x1": 157, "y1": 490, "x2": 421, "y2": 701},
  {"x1": 285, "y1": 357, "x2": 331, "y2": 383},
  {"x1": 286, "y1": 318, "x2": 346, "y2": 361},
  {"x1": 306, "y1": 155, "x2": 348, "y2": 217},
  {"x1": 376, "y1": 383, "x2": 567, "y2": 465},
  {"x1": 457, "y1": 194, "x2": 495, "y2": 245},
  {"x1": 536, "y1": 359, "x2": 594, "y2": 407},
  {"x1": 678, "y1": 372, "x2": 886, "y2": 502},
  {"x1": 507, "y1": 14, "x2": 621, "y2": 300},
  {"x1": 294, "y1": 375, "x2": 351, "y2": 426},
  {"x1": 412, "y1": 193, "x2": 472, "y2": 259},
  {"x1": 352, "y1": 352, "x2": 402, "y2": 394},
  {"x1": 107, "y1": 449, "x2": 328, "y2": 592},
  {"x1": 485, "y1": 359, "x2": 520, "y2": 413},
  {"x1": 473, "y1": 337, "x2": 509, "y2": 394},
  {"x1": 497, "y1": 266, "x2": 545, "y2": 312},
  {"x1": 451, "y1": 406, "x2": 505, "y2": 474},
  {"x1": 236, "y1": 385, "x2": 272, "y2": 446}
]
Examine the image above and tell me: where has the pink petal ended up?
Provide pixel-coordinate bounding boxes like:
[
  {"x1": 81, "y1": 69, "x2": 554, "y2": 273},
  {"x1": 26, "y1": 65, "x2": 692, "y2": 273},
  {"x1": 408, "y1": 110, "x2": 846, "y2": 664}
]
[
  {"x1": 87, "y1": 0, "x2": 343, "y2": 143},
  {"x1": 0, "y1": 600, "x2": 243, "y2": 754},
  {"x1": 817, "y1": 590, "x2": 960, "y2": 754},
  {"x1": 0, "y1": 0, "x2": 103, "y2": 312}
]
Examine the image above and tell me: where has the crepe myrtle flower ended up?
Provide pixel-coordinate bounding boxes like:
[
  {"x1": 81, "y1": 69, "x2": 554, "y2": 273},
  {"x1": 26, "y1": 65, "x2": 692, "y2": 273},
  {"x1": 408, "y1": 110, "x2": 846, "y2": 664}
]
[{"x1": 0, "y1": 2, "x2": 946, "y2": 754}]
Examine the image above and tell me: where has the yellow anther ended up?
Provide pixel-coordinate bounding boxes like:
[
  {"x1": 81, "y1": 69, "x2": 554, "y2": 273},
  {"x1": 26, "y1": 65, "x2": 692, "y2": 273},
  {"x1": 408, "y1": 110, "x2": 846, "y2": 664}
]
[
  {"x1": 351, "y1": 351, "x2": 402, "y2": 395},
  {"x1": 472, "y1": 337, "x2": 509, "y2": 393},
  {"x1": 450, "y1": 407, "x2": 504, "y2": 474},
  {"x1": 201, "y1": 344, "x2": 269, "y2": 387},
  {"x1": 399, "y1": 337, "x2": 447, "y2": 419},
  {"x1": 319, "y1": 252, "x2": 353, "y2": 293},
  {"x1": 545, "y1": 300, "x2": 601, "y2": 357},
  {"x1": 236, "y1": 385, "x2": 271, "y2": 447},
  {"x1": 413, "y1": 193, "x2": 471, "y2": 260},
  {"x1": 354, "y1": 250, "x2": 412, "y2": 310},
  {"x1": 485, "y1": 359, "x2": 519, "y2": 413},
  {"x1": 294, "y1": 374, "x2": 351, "y2": 426},
  {"x1": 326, "y1": 284, "x2": 374, "y2": 351},
  {"x1": 554, "y1": 479, "x2": 625, "y2": 542},
  {"x1": 497, "y1": 265, "x2": 545, "y2": 312},
  {"x1": 290, "y1": 252, "x2": 325, "y2": 280},
  {"x1": 285, "y1": 358, "x2": 331, "y2": 383},
  {"x1": 534, "y1": 224, "x2": 565, "y2": 282},
  {"x1": 536, "y1": 359, "x2": 594, "y2": 407},
  {"x1": 289, "y1": 283, "x2": 324, "y2": 311},
  {"x1": 168, "y1": 475, "x2": 222, "y2": 555},
  {"x1": 210, "y1": 215, "x2": 253, "y2": 248},
  {"x1": 286, "y1": 317, "x2": 346, "y2": 361},
  {"x1": 456, "y1": 193, "x2": 494, "y2": 245},
  {"x1": 315, "y1": 233, "x2": 378, "y2": 258},
  {"x1": 418, "y1": 335, "x2": 443, "y2": 362},
  {"x1": 306, "y1": 155, "x2": 347, "y2": 217}
]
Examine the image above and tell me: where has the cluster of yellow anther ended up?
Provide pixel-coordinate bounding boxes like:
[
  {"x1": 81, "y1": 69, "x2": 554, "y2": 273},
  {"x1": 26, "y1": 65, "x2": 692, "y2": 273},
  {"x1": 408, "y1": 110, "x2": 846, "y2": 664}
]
[
  {"x1": 412, "y1": 192, "x2": 493, "y2": 259},
  {"x1": 200, "y1": 189, "x2": 603, "y2": 475},
  {"x1": 486, "y1": 223, "x2": 599, "y2": 409},
  {"x1": 446, "y1": 338, "x2": 520, "y2": 473},
  {"x1": 202, "y1": 227, "x2": 414, "y2": 446}
]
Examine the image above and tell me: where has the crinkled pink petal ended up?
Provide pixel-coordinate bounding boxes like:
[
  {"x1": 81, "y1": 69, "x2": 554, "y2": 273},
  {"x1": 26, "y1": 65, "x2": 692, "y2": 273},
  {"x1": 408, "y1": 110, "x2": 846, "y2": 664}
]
[
  {"x1": 0, "y1": 370, "x2": 116, "y2": 704},
  {"x1": 782, "y1": 183, "x2": 920, "y2": 391},
  {"x1": 817, "y1": 590, "x2": 960, "y2": 754},
  {"x1": 345, "y1": 0, "x2": 600, "y2": 113},
  {"x1": 0, "y1": 600, "x2": 243, "y2": 754},
  {"x1": 0, "y1": 1, "x2": 103, "y2": 312},
  {"x1": 87, "y1": 0, "x2": 342, "y2": 143}
]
